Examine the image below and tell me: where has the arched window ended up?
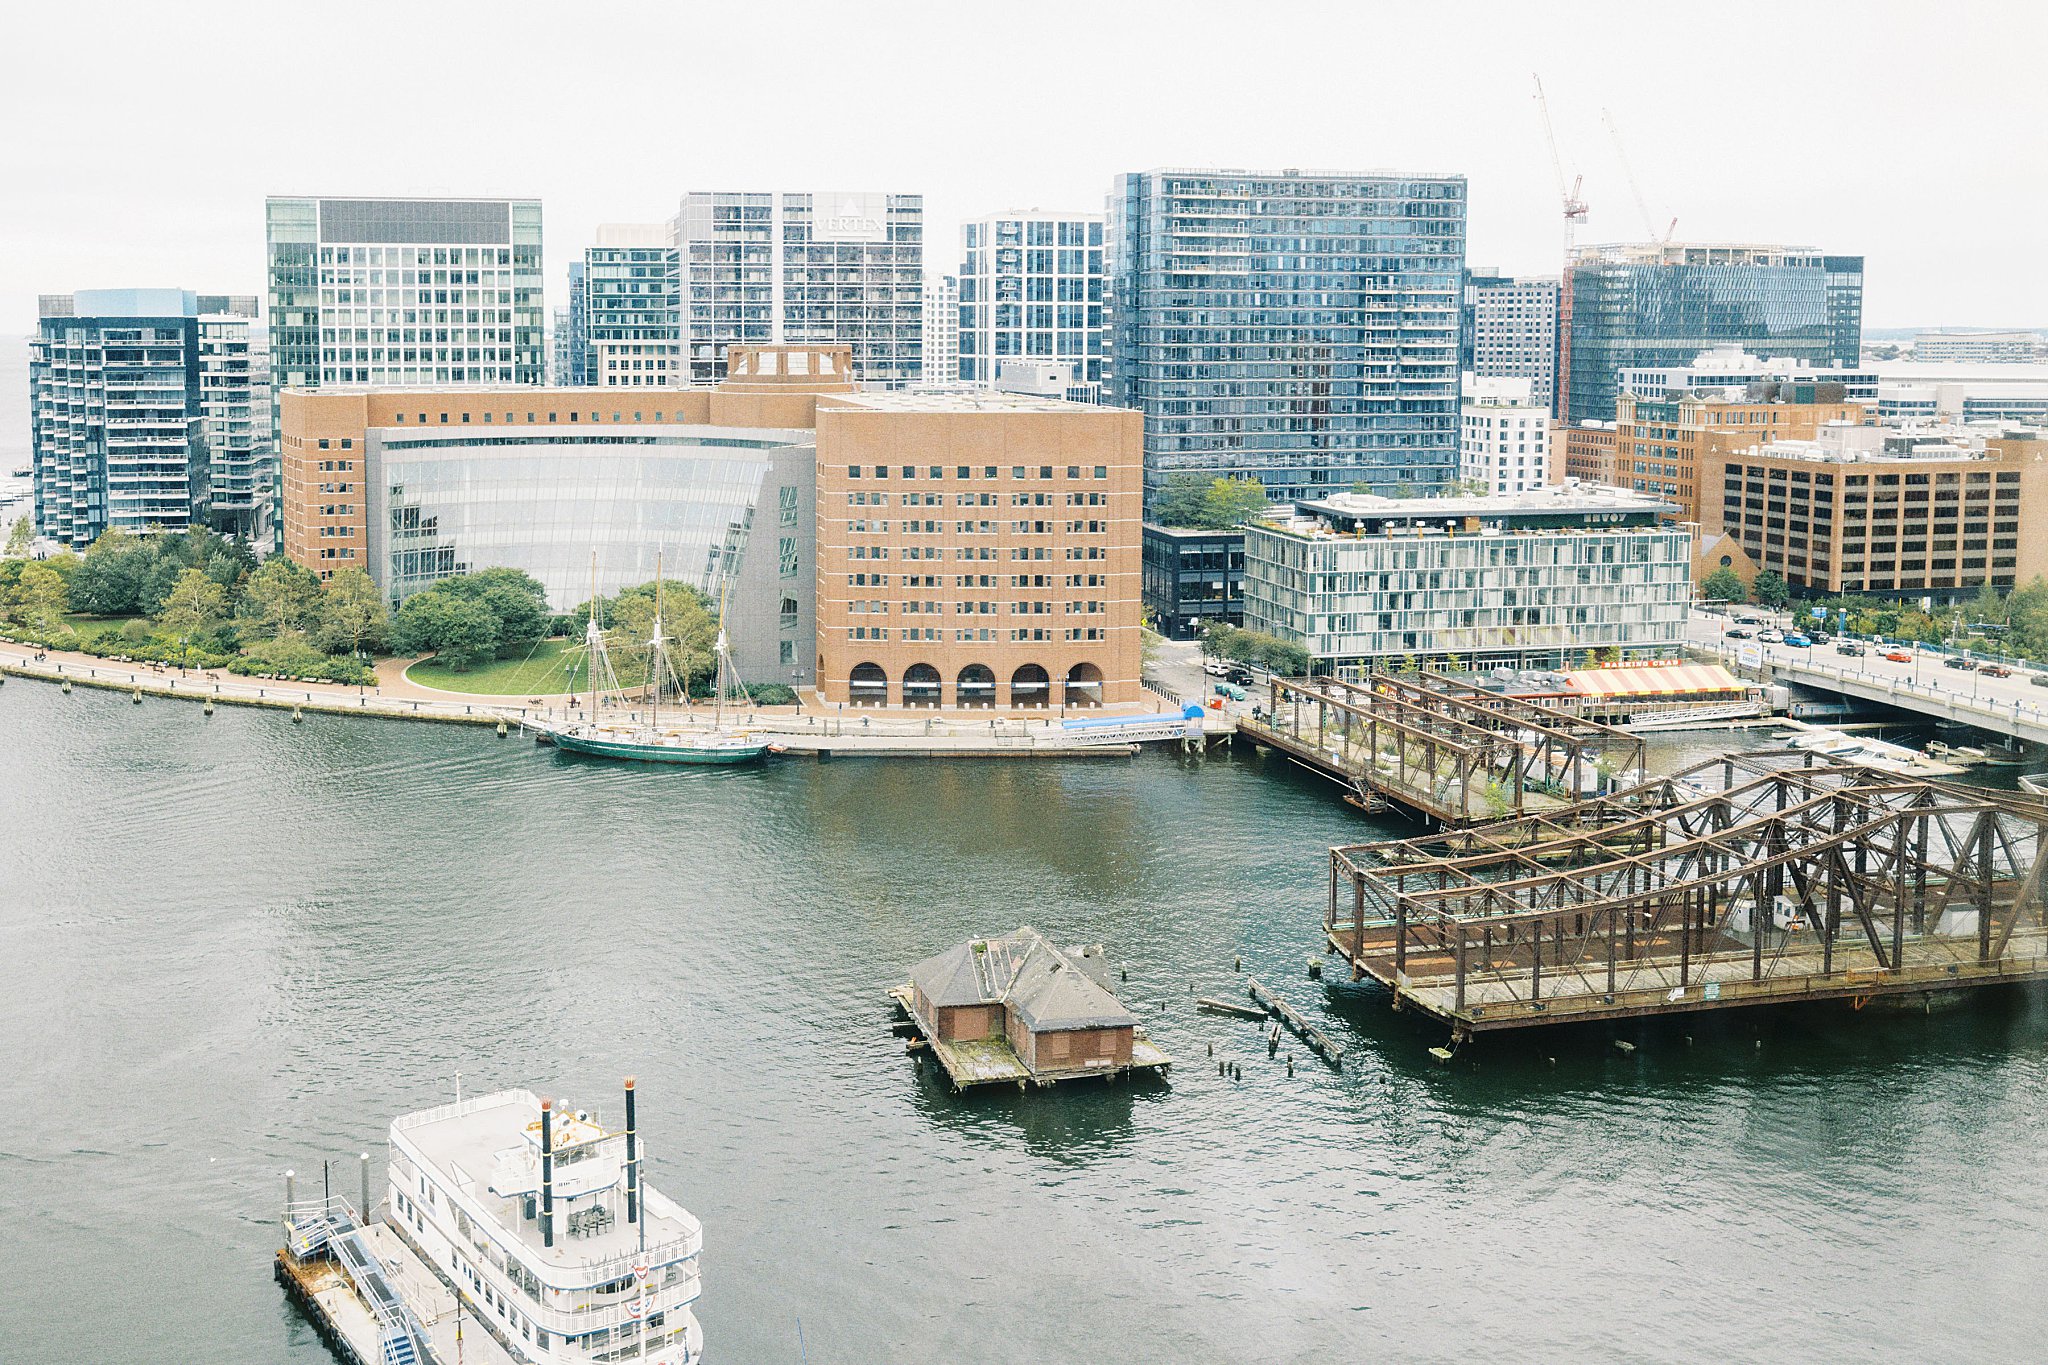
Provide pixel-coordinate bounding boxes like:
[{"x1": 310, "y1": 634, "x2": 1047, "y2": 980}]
[
  {"x1": 1063, "y1": 662, "x2": 1104, "y2": 707},
  {"x1": 957, "y1": 664, "x2": 995, "y2": 707},
  {"x1": 902, "y1": 663, "x2": 941, "y2": 706},
  {"x1": 849, "y1": 662, "x2": 888, "y2": 705},
  {"x1": 1010, "y1": 663, "x2": 1050, "y2": 707}
]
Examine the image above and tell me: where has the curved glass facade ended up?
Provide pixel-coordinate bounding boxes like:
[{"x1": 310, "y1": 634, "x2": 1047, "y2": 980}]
[{"x1": 368, "y1": 430, "x2": 808, "y2": 608}]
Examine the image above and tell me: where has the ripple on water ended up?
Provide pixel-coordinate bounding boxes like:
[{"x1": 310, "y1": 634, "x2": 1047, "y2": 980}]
[{"x1": 2, "y1": 685, "x2": 2046, "y2": 1361}]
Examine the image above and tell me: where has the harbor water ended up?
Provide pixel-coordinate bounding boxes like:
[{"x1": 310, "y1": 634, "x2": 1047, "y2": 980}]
[{"x1": 3, "y1": 684, "x2": 2046, "y2": 1361}]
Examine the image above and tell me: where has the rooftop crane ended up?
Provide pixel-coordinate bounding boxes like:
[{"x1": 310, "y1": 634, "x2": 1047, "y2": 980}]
[
  {"x1": 1531, "y1": 75, "x2": 1588, "y2": 254},
  {"x1": 1603, "y1": 107, "x2": 1676, "y2": 244}
]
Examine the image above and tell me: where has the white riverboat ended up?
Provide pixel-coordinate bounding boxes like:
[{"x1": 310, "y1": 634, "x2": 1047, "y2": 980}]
[{"x1": 280, "y1": 1080, "x2": 704, "y2": 1365}]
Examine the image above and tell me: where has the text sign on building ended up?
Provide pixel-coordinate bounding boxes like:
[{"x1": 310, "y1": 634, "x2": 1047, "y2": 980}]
[{"x1": 813, "y1": 191, "x2": 890, "y2": 243}]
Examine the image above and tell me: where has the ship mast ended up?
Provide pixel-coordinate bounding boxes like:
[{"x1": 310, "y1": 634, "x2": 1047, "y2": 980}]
[{"x1": 650, "y1": 550, "x2": 665, "y2": 732}]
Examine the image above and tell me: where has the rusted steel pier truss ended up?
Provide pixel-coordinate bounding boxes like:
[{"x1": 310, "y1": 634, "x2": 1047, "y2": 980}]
[
  {"x1": 1240, "y1": 672, "x2": 1646, "y2": 827},
  {"x1": 1327, "y1": 752, "x2": 2048, "y2": 1036}
]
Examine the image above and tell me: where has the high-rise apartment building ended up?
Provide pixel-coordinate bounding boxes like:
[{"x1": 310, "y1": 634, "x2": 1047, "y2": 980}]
[
  {"x1": 1462, "y1": 269, "x2": 1560, "y2": 413},
  {"x1": 1561, "y1": 243, "x2": 1864, "y2": 424},
  {"x1": 265, "y1": 197, "x2": 546, "y2": 391},
  {"x1": 581, "y1": 224, "x2": 683, "y2": 388},
  {"x1": 1110, "y1": 168, "x2": 1466, "y2": 506},
  {"x1": 671, "y1": 191, "x2": 924, "y2": 386},
  {"x1": 552, "y1": 260, "x2": 590, "y2": 386},
  {"x1": 922, "y1": 274, "x2": 960, "y2": 385},
  {"x1": 956, "y1": 210, "x2": 1105, "y2": 387},
  {"x1": 30, "y1": 289, "x2": 266, "y2": 546},
  {"x1": 1458, "y1": 375, "x2": 1551, "y2": 495}
]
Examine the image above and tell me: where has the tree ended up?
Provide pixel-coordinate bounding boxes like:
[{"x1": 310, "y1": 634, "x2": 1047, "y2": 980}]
[
  {"x1": 390, "y1": 591, "x2": 499, "y2": 670},
  {"x1": 430, "y1": 567, "x2": 550, "y2": 658},
  {"x1": 1200, "y1": 476, "x2": 1270, "y2": 529},
  {"x1": 69, "y1": 528, "x2": 156, "y2": 616},
  {"x1": 1150, "y1": 473, "x2": 1210, "y2": 528},
  {"x1": 157, "y1": 567, "x2": 229, "y2": 642},
  {"x1": 1752, "y1": 570, "x2": 1791, "y2": 609},
  {"x1": 313, "y1": 568, "x2": 389, "y2": 657},
  {"x1": 240, "y1": 557, "x2": 326, "y2": 639},
  {"x1": 14, "y1": 562, "x2": 69, "y2": 635},
  {"x1": 1701, "y1": 566, "x2": 1746, "y2": 604},
  {"x1": 4, "y1": 515, "x2": 31, "y2": 559}
]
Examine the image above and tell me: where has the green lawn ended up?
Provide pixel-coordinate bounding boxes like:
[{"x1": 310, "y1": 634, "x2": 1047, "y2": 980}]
[
  {"x1": 63, "y1": 613, "x2": 147, "y2": 637},
  {"x1": 405, "y1": 638, "x2": 593, "y2": 696}
]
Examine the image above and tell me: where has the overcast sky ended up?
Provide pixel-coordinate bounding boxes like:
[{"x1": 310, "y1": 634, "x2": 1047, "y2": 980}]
[{"x1": 2, "y1": 0, "x2": 2040, "y2": 331}]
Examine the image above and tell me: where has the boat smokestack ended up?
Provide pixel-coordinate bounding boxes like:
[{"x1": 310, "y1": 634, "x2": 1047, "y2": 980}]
[
  {"x1": 624, "y1": 1077, "x2": 638, "y2": 1225},
  {"x1": 540, "y1": 1098, "x2": 555, "y2": 1249}
]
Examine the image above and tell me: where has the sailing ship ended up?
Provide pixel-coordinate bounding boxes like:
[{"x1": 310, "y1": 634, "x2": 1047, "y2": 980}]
[{"x1": 532, "y1": 555, "x2": 772, "y2": 765}]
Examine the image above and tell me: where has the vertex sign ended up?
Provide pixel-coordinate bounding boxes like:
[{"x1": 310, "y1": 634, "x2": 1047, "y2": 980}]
[{"x1": 813, "y1": 191, "x2": 890, "y2": 243}]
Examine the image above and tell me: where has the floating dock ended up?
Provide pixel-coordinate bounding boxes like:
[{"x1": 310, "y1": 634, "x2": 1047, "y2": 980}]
[
  {"x1": 277, "y1": 1196, "x2": 518, "y2": 1365},
  {"x1": 1326, "y1": 750, "x2": 2048, "y2": 1039},
  {"x1": 1239, "y1": 672, "x2": 1644, "y2": 827},
  {"x1": 890, "y1": 985, "x2": 1172, "y2": 1090}
]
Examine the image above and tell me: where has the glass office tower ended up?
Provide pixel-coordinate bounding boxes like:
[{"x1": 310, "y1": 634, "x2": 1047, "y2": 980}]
[
  {"x1": 1109, "y1": 168, "x2": 1467, "y2": 506},
  {"x1": 265, "y1": 197, "x2": 545, "y2": 390},
  {"x1": 1561, "y1": 243, "x2": 1865, "y2": 424}
]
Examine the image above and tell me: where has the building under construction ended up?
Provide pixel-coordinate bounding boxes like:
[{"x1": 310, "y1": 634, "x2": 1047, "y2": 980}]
[
  {"x1": 1326, "y1": 751, "x2": 2048, "y2": 1038},
  {"x1": 1240, "y1": 672, "x2": 1646, "y2": 827}
]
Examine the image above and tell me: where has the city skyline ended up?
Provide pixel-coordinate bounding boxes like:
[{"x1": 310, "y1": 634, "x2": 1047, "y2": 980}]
[{"x1": 3, "y1": 1, "x2": 2044, "y2": 332}]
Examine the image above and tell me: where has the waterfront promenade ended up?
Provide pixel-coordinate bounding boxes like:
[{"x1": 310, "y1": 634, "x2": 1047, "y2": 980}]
[{"x1": 0, "y1": 637, "x2": 1210, "y2": 757}]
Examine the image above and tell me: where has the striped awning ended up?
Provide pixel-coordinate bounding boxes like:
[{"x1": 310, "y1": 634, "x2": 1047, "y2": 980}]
[{"x1": 1563, "y1": 663, "x2": 1747, "y2": 699}]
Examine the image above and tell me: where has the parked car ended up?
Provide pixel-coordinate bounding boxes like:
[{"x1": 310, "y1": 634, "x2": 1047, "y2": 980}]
[
  {"x1": 1735, "y1": 615, "x2": 1763, "y2": 626},
  {"x1": 1225, "y1": 666, "x2": 1256, "y2": 687},
  {"x1": 1726, "y1": 627, "x2": 1755, "y2": 640},
  {"x1": 1203, "y1": 659, "x2": 1229, "y2": 677},
  {"x1": 1884, "y1": 650, "x2": 1914, "y2": 663},
  {"x1": 1758, "y1": 629, "x2": 1784, "y2": 643},
  {"x1": 1943, "y1": 656, "x2": 1976, "y2": 671},
  {"x1": 1978, "y1": 663, "x2": 2014, "y2": 678},
  {"x1": 1835, "y1": 641, "x2": 1866, "y2": 657},
  {"x1": 1782, "y1": 633, "x2": 1812, "y2": 648},
  {"x1": 1810, "y1": 631, "x2": 1833, "y2": 644},
  {"x1": 2032, "y1": 673, "x2": 2048, "y2": 688}
]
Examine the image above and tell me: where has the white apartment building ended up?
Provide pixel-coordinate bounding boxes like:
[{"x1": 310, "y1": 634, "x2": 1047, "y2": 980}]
[
  {"x1": 1459, "y1": 375, "x2": 1551, "y2": 494},
  {"x1": 957, "y1": 209, "x2": 1105, "y2": 386},
  {"x1": 1243, "y1": 483, "x2": 1689, "y2": 673},
  {"x1": 922, "y1": 274, "x2": 960, "y2": 385}
]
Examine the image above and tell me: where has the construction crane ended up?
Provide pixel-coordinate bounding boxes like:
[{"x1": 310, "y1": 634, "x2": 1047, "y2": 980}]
[
  {"x1": 1531, "y1": 75, "x2": 1588, "y2": 254},
  {"x1": 1603, "y1": 107, "x2": 1676, "y2": 245}
]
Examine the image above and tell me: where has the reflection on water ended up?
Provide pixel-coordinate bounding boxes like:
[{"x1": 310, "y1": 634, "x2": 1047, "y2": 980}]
[{"x1": 2, "y1": 687, "x2": 2045, "y2": 1362}]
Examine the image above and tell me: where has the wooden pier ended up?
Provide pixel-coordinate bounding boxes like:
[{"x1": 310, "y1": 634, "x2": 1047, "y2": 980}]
[
  {"x1": 1326, "y1": 751, "x2": 2048, "y2": 1038},
  {"x1": 1239, "y1": 672, "x2": 1644, "y2": 827},
  {"x1": 1245, "y1": 978, "x2": 1345, "y2": 1069}
]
